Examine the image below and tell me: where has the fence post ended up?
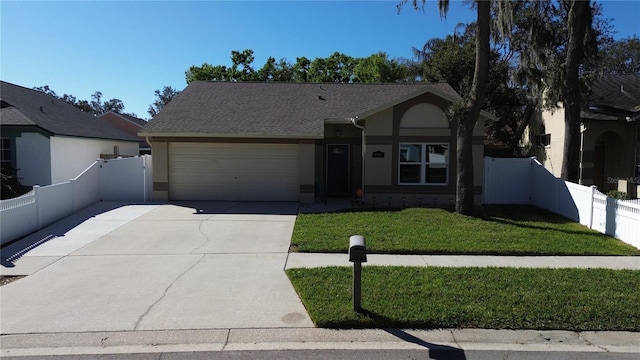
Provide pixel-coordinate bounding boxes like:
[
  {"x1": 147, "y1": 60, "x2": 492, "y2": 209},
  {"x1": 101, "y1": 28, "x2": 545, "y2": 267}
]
[
  {"x1": 34, "y1": 185, "x2": 42, "y2": 230},
  {"x1": 529, "y1": 158, "x2": 534, "y2": 205},
  {"x1": 588, "y1": 185, "x2": 597, "y2": 229},
  {"x1": 98, "y1": 158, "x2": 103, "y2": 202}
]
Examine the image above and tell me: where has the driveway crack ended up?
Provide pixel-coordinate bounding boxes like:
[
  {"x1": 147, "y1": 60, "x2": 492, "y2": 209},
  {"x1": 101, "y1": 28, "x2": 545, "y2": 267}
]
[
  {"x1": 192, "y1": 220, "x2": 211, "y2": 252},
  {"x1": 133, "y1": 254, "x2": 206, "y2": 330}
]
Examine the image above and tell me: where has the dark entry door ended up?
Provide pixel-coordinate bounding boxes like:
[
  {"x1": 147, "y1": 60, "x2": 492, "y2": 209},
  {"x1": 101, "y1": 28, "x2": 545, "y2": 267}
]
[{"x1": 327, "y1": 144, "x2": 350, "y2": 195}]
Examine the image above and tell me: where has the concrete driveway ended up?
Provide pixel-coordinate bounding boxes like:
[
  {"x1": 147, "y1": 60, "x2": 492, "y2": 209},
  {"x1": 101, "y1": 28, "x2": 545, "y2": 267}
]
[{"x1": 0, "y1": 201, "x2": 313, "y2": 334}]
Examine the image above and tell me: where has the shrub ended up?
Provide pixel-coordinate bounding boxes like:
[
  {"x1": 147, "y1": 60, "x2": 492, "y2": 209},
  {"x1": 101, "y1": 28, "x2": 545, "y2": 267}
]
[{"x1": 607, "y1": 190, "x2": 631, "y2": 200}]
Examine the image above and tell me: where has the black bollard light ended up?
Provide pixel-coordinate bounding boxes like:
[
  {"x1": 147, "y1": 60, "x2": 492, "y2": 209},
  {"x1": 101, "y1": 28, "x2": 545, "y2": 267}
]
[{"x1": 348, "y1": 235, "x2": 367, "y2": 312}]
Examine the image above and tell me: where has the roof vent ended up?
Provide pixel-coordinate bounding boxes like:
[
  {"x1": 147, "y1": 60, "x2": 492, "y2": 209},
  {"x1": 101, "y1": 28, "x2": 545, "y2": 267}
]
[
  {"x1": 39, "y1": 106, "x2": 43, "y2": 112},
  {"x1": 318, "y1": 95, "x2": 325, "y2": 101}
]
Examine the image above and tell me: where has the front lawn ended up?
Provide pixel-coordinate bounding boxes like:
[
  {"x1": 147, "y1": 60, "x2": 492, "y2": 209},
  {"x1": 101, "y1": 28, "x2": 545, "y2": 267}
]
[
  {"x1": 291, "y1": 205, "x2": 639, "y2": 255},
  {"x1": 287, "y1": 266, "x2": 640, "y2": 331}
]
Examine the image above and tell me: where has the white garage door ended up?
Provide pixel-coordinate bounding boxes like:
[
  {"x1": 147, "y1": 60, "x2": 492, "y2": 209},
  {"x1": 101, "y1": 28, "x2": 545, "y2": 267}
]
[{"x1": 169, "y1": 142, "x2": 299, "y2": 201}]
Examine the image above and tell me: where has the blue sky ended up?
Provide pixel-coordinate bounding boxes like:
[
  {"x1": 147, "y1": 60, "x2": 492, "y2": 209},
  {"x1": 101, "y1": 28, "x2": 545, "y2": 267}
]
[{"x1": 1, "y1": 0, "x2": 639, "y2": 120}]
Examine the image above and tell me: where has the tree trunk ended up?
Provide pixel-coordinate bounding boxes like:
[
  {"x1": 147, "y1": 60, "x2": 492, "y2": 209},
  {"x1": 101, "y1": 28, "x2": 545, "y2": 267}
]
[
  {"x1": 456, "y1": 0, "x2": 490, "y2": 215},
  {"x1": 561, "y1": 0, "x2": 590, "y2": 182},
  {"x1": 510, "y1": 99, "x2": 538, "y2": 153}
]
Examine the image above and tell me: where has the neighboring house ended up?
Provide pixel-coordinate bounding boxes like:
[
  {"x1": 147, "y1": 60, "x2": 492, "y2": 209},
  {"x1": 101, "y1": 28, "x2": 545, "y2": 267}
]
[
  {"x1": 140, "y1": 81, "x2": 493, "y2": 204},
  {"x1": 522, "y1": 74, "x2": 640, "y2": 195},
  {"x1": 0, "y1": 81, "x2": 140, "y2": 186},
  {"x1": 98, "y1": 111, "x2": 150, "y2": 154}
]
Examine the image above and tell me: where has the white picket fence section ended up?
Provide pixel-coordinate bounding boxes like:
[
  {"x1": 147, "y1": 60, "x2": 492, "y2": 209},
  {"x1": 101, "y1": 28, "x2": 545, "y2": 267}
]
[
  {"x1": 1, "y1": 155, "x2": 152, "y2": 245},
  {"x1": 483, "y1": 157, "x2": 640, "y2": 249}
]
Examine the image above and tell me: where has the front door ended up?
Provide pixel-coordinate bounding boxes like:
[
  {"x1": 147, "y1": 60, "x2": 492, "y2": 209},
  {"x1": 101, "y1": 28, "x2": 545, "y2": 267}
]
[{"x1": 327, "y1": 144, "x2": 350, "y2": 196}]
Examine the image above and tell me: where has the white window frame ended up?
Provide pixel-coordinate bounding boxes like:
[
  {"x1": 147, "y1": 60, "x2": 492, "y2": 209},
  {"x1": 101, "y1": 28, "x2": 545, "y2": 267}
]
[{"x1": 398, "y1": 143, "x2": 449, "y2": 185}]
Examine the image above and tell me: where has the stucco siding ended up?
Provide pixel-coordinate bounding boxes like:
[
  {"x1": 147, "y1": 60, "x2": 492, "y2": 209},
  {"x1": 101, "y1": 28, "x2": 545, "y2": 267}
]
[
  {"x1": 150, "y1": 140, "x2": 169, "y2": 201},
  {"x1": 16, "y1": 132, "x2": 51, "y2": 186},
  {"x1": 365, "y1": 144, "x2": 393, "y2": 186},
  {"x1": 299, "y1": 142, "x2": 315, "y2": 203},
  {"x1": 50, "y1": 136, "x2": 138, "y2": 184},
  {"x1": 364, "y1": 108, "x2": 393, "y2": 136},
  {"x1": 399, "y1": 128, "x2": 451, "y2": 137},
  {"x1": 539, "y1": 107, "x2": 565, "y2": 177}
]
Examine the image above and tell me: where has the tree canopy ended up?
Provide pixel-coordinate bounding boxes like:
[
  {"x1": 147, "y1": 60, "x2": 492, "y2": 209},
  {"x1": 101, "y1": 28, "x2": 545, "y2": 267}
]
[
  {"x1": 33, "y1": 86, "x2": 135, "y2": 117},
  {"x1": 148, "y1": 86, "x2": 181, "y2": 118},
  {"x1": 185, "y1": 50, "x2": 409, "y2": 84}
]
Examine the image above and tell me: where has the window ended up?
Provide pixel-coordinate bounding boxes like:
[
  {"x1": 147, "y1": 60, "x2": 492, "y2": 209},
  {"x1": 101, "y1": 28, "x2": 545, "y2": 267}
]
[
  {"x1": 534, "y1": 134, "x2": 551, "y2": 147},
  {"x1": 0, "y1": 138, "x2": 10, "y2": 168},
  {"x1": 534, "y1": 124, "x2": 550, "y2": 147},
  {"x1": 399, "y1": 143, "x2": 448, "y2": 185}
]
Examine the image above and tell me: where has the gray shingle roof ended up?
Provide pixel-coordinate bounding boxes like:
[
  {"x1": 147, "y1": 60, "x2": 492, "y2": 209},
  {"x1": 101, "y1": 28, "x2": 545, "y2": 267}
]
[
  {"x1": 0, "y1": 81, "x2": 139, "y2": 142},
  {"x1": 107, "y1": 111, "x2": 148, "y2": 127},
  {"x1": 584, "y1": 74, "x2": 640, "y2": 120},
  {"x1": 140, "y1": 81, "x2": 463, "y2": 138}
]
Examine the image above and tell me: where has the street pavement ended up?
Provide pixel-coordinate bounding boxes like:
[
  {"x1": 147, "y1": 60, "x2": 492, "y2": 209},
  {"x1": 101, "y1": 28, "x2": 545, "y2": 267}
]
[{"x1": 1, "y1": 201, "x2": 638, "y2": 357}]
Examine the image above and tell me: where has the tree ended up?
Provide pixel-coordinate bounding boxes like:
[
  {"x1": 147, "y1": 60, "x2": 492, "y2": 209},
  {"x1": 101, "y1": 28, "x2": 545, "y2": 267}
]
[
  {"x1": 185, "y1": 63, "x2": 229, "y2": 83},
  {"x1": 498, "y1": 1, "x2": 600, "y2": 182},
  {"x1": 400, "y1": 0, "x2": 491, "y2": 215},
  {"x1": 353, "y1": 52, "x2": 408, "y2": 83},
  {"x1": 33, "y1": 86, "x2": 134, "y2": 116},
  {"x1": 560, "y1": 0, "x2": 593, "y2": 181},
  {"x1": 185, "y1": 50, "x2": 408, "y2": 84},
  {"x1": 308, "y1": 52, "x2": 358, "y2": 83},
  {"x1": 148, "y1": 86, "x2": 181, "y2": 117},
  {"x1": 597, "y1": 36, "x2": 640, "y2": 74},
  {"x1": 407, "y1": 23, "x2": 522, "y2": 150}
]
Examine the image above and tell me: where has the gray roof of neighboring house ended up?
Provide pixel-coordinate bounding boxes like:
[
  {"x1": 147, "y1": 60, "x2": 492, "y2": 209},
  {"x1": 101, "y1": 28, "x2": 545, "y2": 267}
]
[
  {"x1": 0, "y1": 81, "x2": 139, "y2": 142},
  {"x1": 99, "y1": 111, "x2": 148, "y2": 127},
  {"x1": 140, "y1": 81, "x2": 469, "y2": 138},
  {"x1": 584, "y1": 73, "x2": 640, "y2": 120}
]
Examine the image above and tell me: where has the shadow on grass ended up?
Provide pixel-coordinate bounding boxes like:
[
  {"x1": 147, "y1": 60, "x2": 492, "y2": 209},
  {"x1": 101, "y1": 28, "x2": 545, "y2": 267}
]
[{"x1": 357, "y1": 309, "x2": 467, "y2": 360}]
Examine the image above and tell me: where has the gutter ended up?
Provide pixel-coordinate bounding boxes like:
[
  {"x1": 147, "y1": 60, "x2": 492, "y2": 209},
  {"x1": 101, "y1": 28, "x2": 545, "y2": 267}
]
[{"x1": 350, "y1": 116, "x2": 366, "y2": 203}]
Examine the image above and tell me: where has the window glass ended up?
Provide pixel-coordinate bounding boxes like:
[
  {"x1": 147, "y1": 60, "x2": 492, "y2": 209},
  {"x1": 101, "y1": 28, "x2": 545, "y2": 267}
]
[
  {"x1": 399, "y1": 144, "x2": 421, "y2": 162},
  {"x1": 399, "y1": 143, "x2": 448, "y2": 185}
]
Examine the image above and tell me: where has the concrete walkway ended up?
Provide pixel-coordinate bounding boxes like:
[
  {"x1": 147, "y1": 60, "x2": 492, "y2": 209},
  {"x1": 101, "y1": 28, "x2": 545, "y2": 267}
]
[
  {"x1": 285, "y1": 253, "x2": 640, "y2": 270},
  {"x1": 1, "y1": 201, "x2": 638, "y2": 356}
]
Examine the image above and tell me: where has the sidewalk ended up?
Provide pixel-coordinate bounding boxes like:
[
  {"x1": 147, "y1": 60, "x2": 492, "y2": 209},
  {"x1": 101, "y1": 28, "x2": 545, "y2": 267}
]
[{"x1": 285, "y1": 253, "x2": 640, "y2": 270}]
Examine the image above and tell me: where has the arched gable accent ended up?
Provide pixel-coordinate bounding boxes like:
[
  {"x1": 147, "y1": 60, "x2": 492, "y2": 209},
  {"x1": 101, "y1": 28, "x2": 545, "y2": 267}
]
[{"x1": 400, "y1": 103, "x2": 448, "y2": 129}]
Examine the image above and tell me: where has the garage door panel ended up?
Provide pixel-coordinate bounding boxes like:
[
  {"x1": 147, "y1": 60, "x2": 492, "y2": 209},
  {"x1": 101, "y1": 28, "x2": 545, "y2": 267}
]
[{"x1": 169, "y1": 143, "x2": 299, "y2": 201}]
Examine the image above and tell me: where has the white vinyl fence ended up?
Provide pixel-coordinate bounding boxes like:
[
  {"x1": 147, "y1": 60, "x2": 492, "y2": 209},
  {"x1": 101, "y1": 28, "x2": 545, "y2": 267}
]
[
  {"x1": 483, "y1": 157, "x2": 640, "y2": 249},
  {"x1": 1, "y1": 155, "x2": 152, "y2": 245}
]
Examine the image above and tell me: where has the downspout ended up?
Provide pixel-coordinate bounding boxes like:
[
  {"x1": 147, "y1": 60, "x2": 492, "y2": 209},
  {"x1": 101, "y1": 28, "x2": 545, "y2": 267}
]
[
  {"x1": 350, "y1": 116, "x2": 366, "y2": 202},
  {"x1": 145, "y1": 136, "x2": 152, "y2": 202}
]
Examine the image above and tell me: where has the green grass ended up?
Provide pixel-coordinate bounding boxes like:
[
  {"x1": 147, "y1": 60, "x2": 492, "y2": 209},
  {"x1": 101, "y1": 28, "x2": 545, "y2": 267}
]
[
  {"x1": 291, "y1": 205, "x2": 639, "y2": 255},
  {"x1": 287, "y1": 266, "x2": 640, "y2": 331}
]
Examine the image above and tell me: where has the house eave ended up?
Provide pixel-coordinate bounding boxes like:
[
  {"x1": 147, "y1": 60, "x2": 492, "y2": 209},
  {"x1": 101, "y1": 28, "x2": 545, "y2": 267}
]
[
  {"x1": 352, "y1": 87, "x2": 497, "y2": 121},
  {"x1": 138, "y1": 131, "x2": 323, "y2": 140}
]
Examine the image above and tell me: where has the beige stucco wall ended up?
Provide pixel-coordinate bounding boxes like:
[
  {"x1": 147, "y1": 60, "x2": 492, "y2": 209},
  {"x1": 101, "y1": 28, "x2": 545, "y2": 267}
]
[
  {"x1": 361, "y1": 101, "x2": 485, "y2": 192},
  {"x1": 365, "y1": 108, "x2": 393, "y2": 136},
  {"x1": 365, "y1": 144, "x2": 393, "y2": 186},
  {"x1": 298, "y1": 142, "x2": 315, "y2": 203},
  {"x1": 151, "y1": 140, "x2": 169, "y2": 201},
  {"x1": 534, "y1": 106, "x2": 565, "y2": 177}
]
